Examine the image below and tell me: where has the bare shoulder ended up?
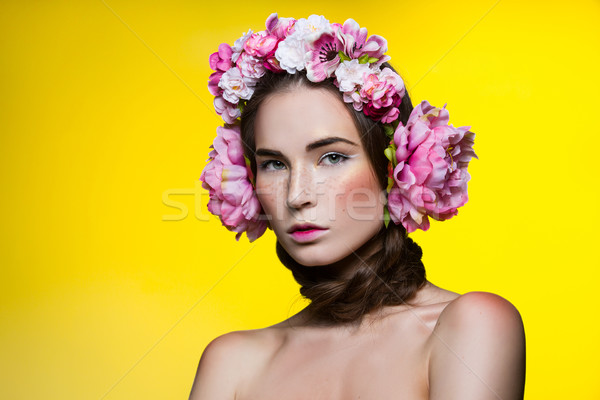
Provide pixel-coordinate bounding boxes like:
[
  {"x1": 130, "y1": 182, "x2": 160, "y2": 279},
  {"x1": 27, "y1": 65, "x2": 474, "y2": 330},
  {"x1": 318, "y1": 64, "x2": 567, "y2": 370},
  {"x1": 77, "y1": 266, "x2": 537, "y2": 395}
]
[
  {"x1": 428, "y1": 292, "x2": 526, "y2": 400},
  {"x1": 188, "y1": 328, "x2": 282, "y2": 400},
  {"x1": 436, "y1": 291, "x2": 524, "y2": 330}
]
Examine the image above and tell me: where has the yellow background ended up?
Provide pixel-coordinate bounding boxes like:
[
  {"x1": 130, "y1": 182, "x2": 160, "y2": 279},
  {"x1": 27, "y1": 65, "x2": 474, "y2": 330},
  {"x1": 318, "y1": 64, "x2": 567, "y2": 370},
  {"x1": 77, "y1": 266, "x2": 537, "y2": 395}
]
[{"x1": 1, "y1": 0, "x2": 599, "y2": 398}]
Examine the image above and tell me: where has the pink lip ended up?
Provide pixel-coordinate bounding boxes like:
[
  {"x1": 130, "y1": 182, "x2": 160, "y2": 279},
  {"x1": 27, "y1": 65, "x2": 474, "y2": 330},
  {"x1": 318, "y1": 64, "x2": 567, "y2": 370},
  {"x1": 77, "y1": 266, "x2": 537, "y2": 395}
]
[
  {"x1": 287, "y1": 224, "x2": 328, "y2": 243},
  {"x1": 289, "y1": 228, "x2": 328, "y2": 243}
]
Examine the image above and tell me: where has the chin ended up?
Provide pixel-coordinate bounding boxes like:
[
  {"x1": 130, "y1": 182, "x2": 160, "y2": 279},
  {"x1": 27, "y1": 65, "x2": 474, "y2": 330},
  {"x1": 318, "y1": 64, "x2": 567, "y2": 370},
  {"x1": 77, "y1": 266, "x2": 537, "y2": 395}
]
[
  {"x1": 277, "y1": 241, "x2": 346, "y2": 268},
  {"x1": 293, "y1": 255, "x2": 344, "y2": 268},
  {"x1": 290, "y1": 249, "x2": 339, "y2": 267}
]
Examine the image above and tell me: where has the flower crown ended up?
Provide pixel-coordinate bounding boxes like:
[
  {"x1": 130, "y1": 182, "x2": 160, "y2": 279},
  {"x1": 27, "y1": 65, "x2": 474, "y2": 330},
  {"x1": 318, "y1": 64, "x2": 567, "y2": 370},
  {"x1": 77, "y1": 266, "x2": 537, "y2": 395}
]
[
  {"x1": 201, "y1": 14, "x2": 478, "y2": 242},
  {"x1": 209, "y1": 14, "x2": 404, "y2": 125}
]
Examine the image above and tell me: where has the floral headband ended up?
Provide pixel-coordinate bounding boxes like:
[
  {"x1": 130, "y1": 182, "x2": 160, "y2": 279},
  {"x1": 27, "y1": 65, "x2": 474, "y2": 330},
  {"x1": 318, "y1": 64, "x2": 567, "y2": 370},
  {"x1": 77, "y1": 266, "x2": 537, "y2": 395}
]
[{"x1": 201, "y1": 13, "x2": 478, "y2": 242}]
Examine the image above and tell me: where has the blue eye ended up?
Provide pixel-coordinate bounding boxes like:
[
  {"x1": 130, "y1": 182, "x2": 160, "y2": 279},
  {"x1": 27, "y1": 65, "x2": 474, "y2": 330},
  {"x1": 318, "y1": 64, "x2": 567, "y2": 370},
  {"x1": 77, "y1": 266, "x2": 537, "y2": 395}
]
[
  {"x1": 260, "y1": 160, "x2": 286, "y2": 171},
  {"x1": 320, "y1": 152, "x2": 348, "y2": 166}
]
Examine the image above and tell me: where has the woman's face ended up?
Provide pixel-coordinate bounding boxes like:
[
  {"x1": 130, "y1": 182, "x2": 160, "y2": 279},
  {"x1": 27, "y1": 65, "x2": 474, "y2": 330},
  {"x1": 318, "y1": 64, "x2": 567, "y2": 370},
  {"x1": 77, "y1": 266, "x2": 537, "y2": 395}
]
[{"x1": 253, "y1": 86, "x2": 385, "y2": 267}]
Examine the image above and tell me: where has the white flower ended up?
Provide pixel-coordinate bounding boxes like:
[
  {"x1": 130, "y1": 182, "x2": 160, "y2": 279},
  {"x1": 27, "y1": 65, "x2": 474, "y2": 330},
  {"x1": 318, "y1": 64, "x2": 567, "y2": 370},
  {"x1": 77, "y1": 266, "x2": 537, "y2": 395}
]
[
  {"x1": 290, "y1": 15, "x2": 332, "y2": 43},
  {"x1": 231, "y1": 29, "x2": 252, "y2": 63},
  {"x1": 334, "y1": 59, "x2": 373, "y2": 93},
  {"x1": 275, "y1": 36, "x2": 307, "y2": 74},
  {"x1": 237, "y1": 53, "x2": 265, "y2": 80},
  {"x1": 218, "y1": 68, "x2": 253, "y2": 104},
  {"x1": 379, "y1": 67, "x2": 406, "y2": 96}
]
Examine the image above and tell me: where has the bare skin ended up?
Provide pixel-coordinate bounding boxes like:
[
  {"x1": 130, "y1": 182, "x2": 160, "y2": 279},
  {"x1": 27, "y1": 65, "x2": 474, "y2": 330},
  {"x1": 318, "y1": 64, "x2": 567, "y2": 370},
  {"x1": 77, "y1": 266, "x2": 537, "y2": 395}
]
[
  {"x1": 189, "y1": 282, "x2": 525, "y2": 399},
  {"x1": 190, "y1": 86, "x2": 525, "y2": 399}
]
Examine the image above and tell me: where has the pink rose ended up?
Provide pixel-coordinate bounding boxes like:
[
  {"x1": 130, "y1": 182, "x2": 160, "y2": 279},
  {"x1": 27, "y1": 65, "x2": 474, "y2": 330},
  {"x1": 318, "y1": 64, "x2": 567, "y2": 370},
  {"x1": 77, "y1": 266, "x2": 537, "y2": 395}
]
[
  {"x1": 200, "y1": 126, "x2": 267, "y2": 242},
  {"x1": 236, "y1": 52, "x2": 266, "y2": 80},
  {"x1": 360, "y1": 68, "x2": 404, "y2": 122},
  {"x1": 360, "y1": 68, "x2": 404, "y2": 108},
  {"x1": 243, "y1": 31, "x2": 279, "y2": 58},
  {"x1": 387, "y1": 101, "x2": 478, "y2": 232},
  {"x1": 363, "y1": 95, "x2": 401, "y2": 123}
]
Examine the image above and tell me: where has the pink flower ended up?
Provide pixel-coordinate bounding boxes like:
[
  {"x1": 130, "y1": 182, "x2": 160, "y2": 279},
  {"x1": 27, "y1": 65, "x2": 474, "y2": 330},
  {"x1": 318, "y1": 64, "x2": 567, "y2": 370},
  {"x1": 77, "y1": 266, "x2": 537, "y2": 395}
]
[
  {"x1": 231, "y1": 30, "x2": 252, "y2": 63},
  {"x1": 343, "y1": 90, "x2": 365, "y2": 111},
  {"x1": 208, "y1": 43, "x2": 235, "y2": 97},
  {"x1": 236, "y1": 52, "x2": 266, "y2": 80},
  {"x1": 200, "y1": 125, "x2": 267, "y2": 242},
  {"x1": 263, "y1": 55, "x2": 283, "y2": 72},
  {"x1": 208, "y1": 71, "x2": 223, "y2": 96},
  {"x1": 266, "y1": 13, "x2": 296, "y2": 39},
  {"x1": 244, "y1": 31, "x2": 279, "y2": 58},
  {"x1": 360, "y1": 68, "x2": 405, "y2": 122},
  {"x1": 387, "y1": 188, "x2": 428, "y2": 232},
  {"x1": 387, "y1": 101, "x2": 478, "y2": 232},
  {"x1": 218, "y1": 68, "x2": 253, "y2": 104},
  {"x1": 209, "y1": 43, "x2": 233, "y2": 72},
  {"x1": 337, "y1": 19, "x2": 388, "y2": 63},
  {"x1": 333, "y1": 59, "x2": 373, "y2": 110},
  {"x1": 213, "y1": 96, "x2": 241, "y2": 124},
  {"x1": 360, "y1": 68, "x2": 404, "y2": 107},
  {"x1": 305, "y1": 29, "x2": 343, "y2": 82},
  {"x1": 363, "y1": 95, "x2": 401, "y2": 123}
]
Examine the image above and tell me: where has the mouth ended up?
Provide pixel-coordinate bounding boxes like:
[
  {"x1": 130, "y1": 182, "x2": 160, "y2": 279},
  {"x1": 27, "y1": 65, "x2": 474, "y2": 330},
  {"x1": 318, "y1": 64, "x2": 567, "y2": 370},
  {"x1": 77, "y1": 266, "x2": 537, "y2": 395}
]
[
  {"x1": 287, "y1": 223, "x2": 327, "y2": 234},
  {"x1": 287, "y1": 224, "x2": 329, "y2": 243}
]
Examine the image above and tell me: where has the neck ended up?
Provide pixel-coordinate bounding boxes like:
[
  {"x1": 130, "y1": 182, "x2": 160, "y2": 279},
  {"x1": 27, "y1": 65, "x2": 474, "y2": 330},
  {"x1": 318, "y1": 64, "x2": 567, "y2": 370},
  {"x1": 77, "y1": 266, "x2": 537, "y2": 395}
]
[{"x1": 318, "y1": 230, "x2": 384, "y2": 280}]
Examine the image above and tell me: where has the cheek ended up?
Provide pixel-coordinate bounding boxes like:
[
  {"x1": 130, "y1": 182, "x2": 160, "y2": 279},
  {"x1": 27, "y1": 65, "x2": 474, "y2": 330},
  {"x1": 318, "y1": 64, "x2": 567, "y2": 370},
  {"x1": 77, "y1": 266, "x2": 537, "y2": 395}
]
[
  {"x1": 256, "y1": 180, "x2": 275, "y2": 211},
  {"x1": 256, "y1": 177, "x2": 284, "y2": 217},
  {"x1": 333, "y1": 169, "x2": 383, "y2": 220}
]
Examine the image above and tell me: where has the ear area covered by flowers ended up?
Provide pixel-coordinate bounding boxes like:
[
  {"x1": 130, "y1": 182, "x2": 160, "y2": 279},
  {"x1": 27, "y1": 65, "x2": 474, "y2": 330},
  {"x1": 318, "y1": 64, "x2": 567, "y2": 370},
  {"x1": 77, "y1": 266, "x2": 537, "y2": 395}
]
[
  {"x1": 384, "y1": 101, "x2": 478, "y2": 233},
  {"x1": 199, "y1": 125, "x2": 267, "y2": 242}
]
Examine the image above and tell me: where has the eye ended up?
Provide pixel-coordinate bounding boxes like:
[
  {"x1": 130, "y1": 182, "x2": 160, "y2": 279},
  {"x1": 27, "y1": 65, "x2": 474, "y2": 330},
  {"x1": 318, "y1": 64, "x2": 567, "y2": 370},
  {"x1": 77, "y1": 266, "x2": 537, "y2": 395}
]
[
  {"x1": 319, "y1": 152, "x2": 348, "y2": 166},
  {"x1": 259, "y1": 160, "x2": 286, "y2": 171}
]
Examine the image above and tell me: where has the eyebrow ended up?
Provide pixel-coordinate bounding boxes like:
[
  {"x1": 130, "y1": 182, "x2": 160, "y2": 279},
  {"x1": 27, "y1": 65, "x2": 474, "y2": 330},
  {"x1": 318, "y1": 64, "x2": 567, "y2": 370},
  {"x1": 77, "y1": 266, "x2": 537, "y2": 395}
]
[
  {"x1": 305, "y1": 136, "x2": 358, "y2": 151},
  {"x1": 255, "y1": 148, "x2": 284, "y2": 157},
  {"x1": 255, "y1": 136, "x2": 358, "y2": 157}
]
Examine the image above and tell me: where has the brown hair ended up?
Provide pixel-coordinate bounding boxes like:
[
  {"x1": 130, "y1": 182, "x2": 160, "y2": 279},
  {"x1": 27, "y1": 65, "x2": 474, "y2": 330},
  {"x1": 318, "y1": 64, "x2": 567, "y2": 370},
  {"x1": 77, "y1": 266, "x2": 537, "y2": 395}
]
[{"x1": 240, "y1": 65, "x2": 426, "y2": 325}]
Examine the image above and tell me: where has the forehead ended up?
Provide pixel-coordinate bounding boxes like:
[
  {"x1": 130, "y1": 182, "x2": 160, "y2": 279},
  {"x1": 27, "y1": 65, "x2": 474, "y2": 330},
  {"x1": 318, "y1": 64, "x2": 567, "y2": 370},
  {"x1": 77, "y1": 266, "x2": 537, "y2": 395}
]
[{"x1": 254, "y1": 86, "x2": 361, "y2": 150}]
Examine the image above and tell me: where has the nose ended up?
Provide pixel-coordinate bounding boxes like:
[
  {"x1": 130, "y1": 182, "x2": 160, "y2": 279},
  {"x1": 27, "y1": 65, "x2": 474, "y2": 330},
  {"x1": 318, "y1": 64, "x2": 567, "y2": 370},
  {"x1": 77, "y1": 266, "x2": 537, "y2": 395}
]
[{"x1": 286, "y1": 165, "x2": 316, "y2": 210}]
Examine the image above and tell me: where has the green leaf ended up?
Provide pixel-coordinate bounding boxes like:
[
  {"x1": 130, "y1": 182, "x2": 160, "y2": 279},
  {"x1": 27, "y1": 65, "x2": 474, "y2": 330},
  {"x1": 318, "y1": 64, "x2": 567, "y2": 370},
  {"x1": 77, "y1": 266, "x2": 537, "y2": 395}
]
[
  {"x1": 383, "y1": 124, "x2": 395, "y2": 137},
  {"x1": 385, "y1": 139, "x2": 397, "y2": 168},
  {"x1": 384, "y1": 147, "x2": 394, "y2": 162},
  {"x1": 244, "y1": 155, "x2": 255, "y2": 187},
  {"x1": 367, "y1": 57, "x2": 379, "y2": 64},
  {"x1": 384, "y1": 206, "x2": 391, "y2": 228},
  {"x1": 386, "y1": 177, "x2": 394, "y2": 193},
  {"x1": 338, "y1": 51, "x2": 351, "y2": 62},
  {"x1": 358, "y1": 54, "x2": 369, "y2": 64}
]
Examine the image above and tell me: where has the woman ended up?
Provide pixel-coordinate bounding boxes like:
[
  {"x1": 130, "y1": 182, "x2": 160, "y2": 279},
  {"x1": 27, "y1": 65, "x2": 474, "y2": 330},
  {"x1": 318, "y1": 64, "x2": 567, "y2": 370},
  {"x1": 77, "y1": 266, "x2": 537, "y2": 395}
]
[{"x1": 190, "y1": 14, "x2": 525, "y2": 399}]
